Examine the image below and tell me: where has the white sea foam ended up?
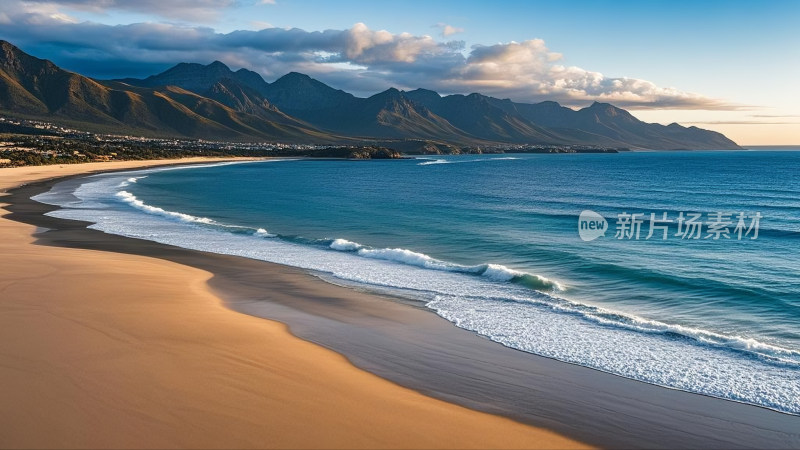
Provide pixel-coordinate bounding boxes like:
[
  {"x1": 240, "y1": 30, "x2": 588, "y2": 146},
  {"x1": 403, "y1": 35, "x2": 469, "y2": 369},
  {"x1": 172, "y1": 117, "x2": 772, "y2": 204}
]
[
  {"x1": 418, "y1": 156, "x2": 520, "y2": 166},
  {"x1": 428, "y1": 292, "x2": 800, "y2": 414},
  {"x1": 331, "y1": 241, "x2": 563, "y2": 291},
  {"x1": 482, "y1": 263, "x2": 523, "y2": 281},
  {"x1": 417, "y1": 158, "x2": 449, "y2": 165},
  {"x1": 482, "y1": 263, "x2": 565, "y2": 291},
  {"x1": 254, "y1": 228, "x2": 275, "y2": 238},
  {"x1": 33, "y1": 164, "x2": 800, "y2": 415},
  {"x1": 358, "y1": 247, "x2": 457, "y2": 270},
  {"x1": 116, "y1": 191, "x2": 216, "y2": 224},
  {"x1": 330, "y1": 238, "x2": 362, "y2": 251},
  {"x1": 117, "y1": 176, "x2": 146, "y2": 188},
  {"x1": 588, "y1": 309, "x2": 800, "y2": 363}
]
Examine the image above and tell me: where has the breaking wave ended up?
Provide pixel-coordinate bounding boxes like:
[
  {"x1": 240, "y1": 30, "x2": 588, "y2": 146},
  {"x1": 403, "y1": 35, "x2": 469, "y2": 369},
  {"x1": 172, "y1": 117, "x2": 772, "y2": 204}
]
[
  {"x1": 116, "y1": 191, "x2": 216, "y2": 224},
  {"x1": 330, "y1": 239, "x2": 563, "y2": 292},
  {"x1": 417, "y1": 156, "x2": 520, "y2": 166}
]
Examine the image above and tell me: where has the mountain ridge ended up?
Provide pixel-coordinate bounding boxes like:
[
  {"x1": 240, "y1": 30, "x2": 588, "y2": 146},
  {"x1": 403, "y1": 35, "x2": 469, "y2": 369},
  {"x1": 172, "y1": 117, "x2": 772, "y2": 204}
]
[
  {"x1": 0, "y1": 40, "x2": 741, "y2": 150},
  {"x1": 0, "y1": 41, "x2": 334, "y2": 142}
]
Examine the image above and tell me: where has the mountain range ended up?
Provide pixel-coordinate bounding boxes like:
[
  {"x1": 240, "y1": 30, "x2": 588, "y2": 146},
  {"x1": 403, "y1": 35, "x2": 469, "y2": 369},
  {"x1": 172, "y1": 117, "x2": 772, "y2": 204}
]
[{"x1": 0, "y1": 40, "x2": 741, "y2": 150}]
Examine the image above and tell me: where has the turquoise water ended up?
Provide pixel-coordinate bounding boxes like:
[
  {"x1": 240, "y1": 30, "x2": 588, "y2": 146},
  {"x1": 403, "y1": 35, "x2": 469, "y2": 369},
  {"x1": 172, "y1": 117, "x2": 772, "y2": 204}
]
[{"x1": 37, "y1": 151, "x2": 800, "y2": 414}]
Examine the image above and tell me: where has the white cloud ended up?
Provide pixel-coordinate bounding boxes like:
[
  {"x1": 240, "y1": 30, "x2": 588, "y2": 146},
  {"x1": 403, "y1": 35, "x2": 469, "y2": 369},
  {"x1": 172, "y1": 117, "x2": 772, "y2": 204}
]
[
  {"x1": 340, "y1": 23, "x2": 451, "y2": 64},
  {"x1": 0, "y1": 7, "x2": 735, "y2": 109},
  {"x1": 250, "y1": 20, "x2": 274, "y2": 30},
  {"x1": 431, "y1": 39, "x2": 732, "y2": 109},
  {"x1": 434, "y1": 22, "x2": 464, "y2": 37}
]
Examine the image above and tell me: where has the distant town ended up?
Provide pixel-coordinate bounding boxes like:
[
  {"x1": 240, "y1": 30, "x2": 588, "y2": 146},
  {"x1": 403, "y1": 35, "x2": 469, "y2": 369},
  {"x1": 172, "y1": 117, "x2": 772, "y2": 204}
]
[{"x1": 0, "y1": 115, "x2": 624, "y2": 167}]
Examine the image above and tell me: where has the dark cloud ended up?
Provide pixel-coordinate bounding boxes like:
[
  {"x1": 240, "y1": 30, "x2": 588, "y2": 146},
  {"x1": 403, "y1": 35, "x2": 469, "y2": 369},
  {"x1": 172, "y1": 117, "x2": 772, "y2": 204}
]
[
  {"x1": 48, "y1": 54, "x2": 175, "y2": 79},
  {"x1": 0, "y1": 3, "x2": 738, "y2": 109}
]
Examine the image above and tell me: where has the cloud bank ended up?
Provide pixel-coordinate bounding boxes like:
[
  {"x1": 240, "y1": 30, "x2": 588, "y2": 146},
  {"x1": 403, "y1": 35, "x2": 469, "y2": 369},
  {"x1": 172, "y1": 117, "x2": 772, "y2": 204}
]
[
  {"x1": 0, "y1": 2, "x2": 734, "y2": 109},
  {"x1": 17, "y1": 0, "x2": 239, "y2": 21}
]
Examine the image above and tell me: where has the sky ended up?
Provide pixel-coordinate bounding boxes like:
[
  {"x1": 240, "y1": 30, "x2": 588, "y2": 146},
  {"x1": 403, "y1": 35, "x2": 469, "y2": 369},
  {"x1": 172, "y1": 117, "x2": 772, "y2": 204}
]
[{"x1": 0, "y1": 0, "x2": 798, "y2": 145}]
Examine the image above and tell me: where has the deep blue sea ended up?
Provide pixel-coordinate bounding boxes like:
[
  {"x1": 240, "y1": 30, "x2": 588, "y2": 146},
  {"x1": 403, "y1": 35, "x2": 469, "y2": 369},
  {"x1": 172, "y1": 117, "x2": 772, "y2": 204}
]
[{"x1": 36, "y1": 151, "x2": 800, "y2": 414}]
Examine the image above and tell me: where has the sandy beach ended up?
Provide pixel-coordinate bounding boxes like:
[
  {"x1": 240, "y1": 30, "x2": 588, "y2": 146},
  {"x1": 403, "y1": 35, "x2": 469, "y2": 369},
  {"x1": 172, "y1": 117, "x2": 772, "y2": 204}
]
[
  {"x1": 2, "y1": 159, "x2": 800, "y2": 449},
  {"x1": 0, "y1": 159, "x2": 588, "y2": 449}
]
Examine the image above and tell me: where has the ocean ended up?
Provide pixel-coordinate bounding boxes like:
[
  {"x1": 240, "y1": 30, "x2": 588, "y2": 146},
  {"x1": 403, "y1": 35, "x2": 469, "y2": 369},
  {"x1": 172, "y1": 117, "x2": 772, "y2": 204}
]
[{"x1": 35, "y1": 151, "x2": 800, "y2": 414}]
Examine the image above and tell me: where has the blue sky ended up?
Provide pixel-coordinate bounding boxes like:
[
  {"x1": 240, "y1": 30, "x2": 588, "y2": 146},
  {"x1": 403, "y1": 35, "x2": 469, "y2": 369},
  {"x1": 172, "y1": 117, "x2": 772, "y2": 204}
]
[{"x1": 1, "y1": 0, "x2": 798, "y2": 144}]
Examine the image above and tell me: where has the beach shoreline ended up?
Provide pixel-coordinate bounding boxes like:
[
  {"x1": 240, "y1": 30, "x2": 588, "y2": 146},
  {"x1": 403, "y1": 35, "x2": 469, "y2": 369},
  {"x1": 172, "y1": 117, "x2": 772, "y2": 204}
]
[
  {"x1": 2, "y1": 159, "x2": 799, "y2": 448},
  {"x1": 0, "y1": 159, "x2": 589, "y2": 449}
]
